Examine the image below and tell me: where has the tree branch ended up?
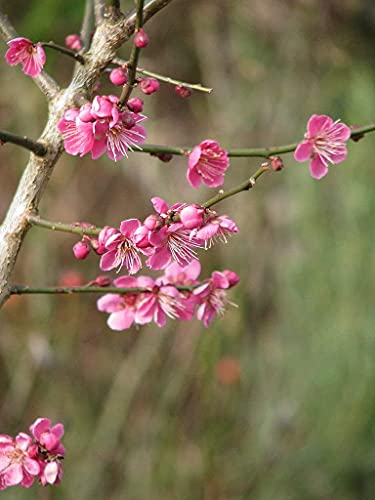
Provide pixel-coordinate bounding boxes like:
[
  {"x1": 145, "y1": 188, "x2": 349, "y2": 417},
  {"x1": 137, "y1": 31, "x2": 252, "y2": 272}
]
[
  {"x1": 118, "y1": 0, "x2": 145, "y2": 107},
  {"x1": 41, "y1": 42, "x2": 85, "y2": 64},
  {"x1": 80, "y1": 0, "x2": 95, "y2": 51},
  {"x1": 11, "y1": 284, "x2": 194, "y2": 295},
  {"x1": 0, "y1": 11, "x2": 60, "y2": 100},
  {"x1": 135, "y1": 124, "x2": 375, "y2": 159},
  {"x1": 0, "y1": 130, "x2": 47, "y2": 156},
  {"x1": 27, "y1": 215, "x2": 101, "y2": 237},
  {"x1": 113, "y1": 57, "x2": 212, "y2": 94},
  {"x1": 0, "y1": 0, "x2": 176, "y2": 309}
]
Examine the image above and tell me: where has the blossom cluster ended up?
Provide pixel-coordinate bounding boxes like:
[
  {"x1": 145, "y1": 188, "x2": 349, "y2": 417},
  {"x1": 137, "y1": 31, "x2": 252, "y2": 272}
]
[
  {"x1": 0, "y1": 418, "x2": 65, "y2": 491},
  {"x1": 97, "y1": 261, "x2": 239, "y2": 329},
  {"x1": 73, "y1": 197, "x2": 238, "y2": 276},
  {"x1": 57, "y1": 95, "x2": 147, "y2": 161}
]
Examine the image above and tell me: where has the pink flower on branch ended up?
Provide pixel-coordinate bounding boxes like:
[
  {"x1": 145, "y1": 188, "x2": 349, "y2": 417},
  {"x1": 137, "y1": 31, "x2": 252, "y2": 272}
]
[
  {"x1": 5, "y1": 37, "x2": 46, "y2": 77},
  {"x1": 294, "y1": 114, "x2": 351, "y2": 179},
  {"x1": 100, "y1": 219, "x2": 143, "y2": 275},
  {"x1": 0, "y1": 433, "x2": 40, "y2": 490},
  {"x1": 57, "y1": 95, "x2": 147, "y2": 161},
  {"x1": 97, "y1": 276, "x2": 143, "y2": 330},
  {"x1": 187, "y1": 140, "x2": 230, "y2": 188},
  {"x1": 193, "y1": 214, "x2": 238, "y2": 249},
  {"x1": 193, "y1": 270, "x2": 239, "y2": 327},
  {"x1": 0, "y1": 417, "x2": 65, "y2": 491}
]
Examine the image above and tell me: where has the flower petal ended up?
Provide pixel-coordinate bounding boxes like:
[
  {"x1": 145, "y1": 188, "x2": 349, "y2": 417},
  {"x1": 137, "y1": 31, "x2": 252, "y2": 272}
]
[{"x1": 309, "y1": 155, "x2": 328, "y2": 180}]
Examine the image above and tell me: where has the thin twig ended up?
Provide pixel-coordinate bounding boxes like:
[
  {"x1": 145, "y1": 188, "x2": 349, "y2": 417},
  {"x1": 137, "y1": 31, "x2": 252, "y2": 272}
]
[
  {"x1": 135, "y1": 123, "x2": 375, "y2": 159},
  {"x1": 11, "y1": 284, "x2": 194, "y2": 295},
  {"x1": 27, "y1": 215, "x2": 101, "y2": 237},
  {"x1": 118, "y1": 0, "x2": 145, "y2": 107},
  {"x1": 80, "y1": 0, "x2": 95, "y2": 51},
  {"x1": 41, "y1": 42, "x2": 85, "y2": 64},
  {"x1": 113, "y1": 57, "x2": 212, "y2": 94},
  {"x1": 0, "y1": 130, "x2": 47, "y2": 156}
]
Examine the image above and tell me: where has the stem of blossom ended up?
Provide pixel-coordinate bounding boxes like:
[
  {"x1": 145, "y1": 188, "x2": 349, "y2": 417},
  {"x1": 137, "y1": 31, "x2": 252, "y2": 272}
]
[
  {"x1": 41, "y1": 42, "x2": 85, "y2": 64},
  {"x1": 138, "y1": 123, "x2": 375, "y2": 159},
  {"x1": 0, "y1": 130, "x2": 47, "y2": 156},
  {"x1": 202, "y1": 164, "x2": 269, "y2": 209},
  {"x1": 113, "y1": 57, "x2": 213, "y2": 94},
  {"x1": 27, "y1": 215, "x2": 101, "y2": 237},
  {"x1": 117, "y1": 0, "x2": 145, "y2": 107},
  {"x1": 11, "y1": 284, "x2": 195, "y2": 295}
]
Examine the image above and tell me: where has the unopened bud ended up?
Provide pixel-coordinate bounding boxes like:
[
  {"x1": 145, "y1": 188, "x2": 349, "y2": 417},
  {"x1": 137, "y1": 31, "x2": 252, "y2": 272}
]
[
  {"x1": 65, "y1": 34, "x2": 82, "y2": 51},
  {"x1": 93, "y1": 275, "x2": 111, "y2": 287},
  {"x1": 180, "y1": 205, "x2": 204, "y2": 229},
  {"x1": 175, "y1": 85, "x2": 192, "y2": 98},
  {"x1": 140, "y1": 77, "x2": 160, "y2": 95},
  {"x1": 269, "y1": 156, "x2": 284, "y2": 171},
  {"x1": 150, "y1": 152, "x2": 173, "y2": 162},
  {"x1": 109, "y1": 67, "x2": 128, "y2": 86},
  {"x1": 73, "y1": 240, "x2": 90, "y2": 260},
  {"x1": 134, "y1": 28, "x2": 149, "y2": 48},
  {"x1": 127, "y1": 97, "x2": 144, "y2": 113},
  {"x1": 143, "y1": 214, "x2": 161, "y2": 231}
]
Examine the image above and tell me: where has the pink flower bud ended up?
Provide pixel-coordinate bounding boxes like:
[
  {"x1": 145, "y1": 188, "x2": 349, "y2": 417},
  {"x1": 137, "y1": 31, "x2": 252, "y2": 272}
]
[
  {"x1": 140, "y1": 77, "x2": 160, "y2": 95},
  {"x1": 94, "y1": 275, "x2": 112, "y2": 287},
  {"x1": 143, "y1": 214, "x2": 160, "y2": 230},
  {"x1": 134, "y1": 29, "x2": 149, "y2": 48},
  {"x1": 175, "y1": 85, "x2": 192, "y2": 98},
  {"x1": 222, "y1": 270, "x2": 240, "y2": 288},
  {"x1": 127, "y1": 97, "x2": 144, "y2": 113},
  {"x1": 109, "y1": 67, "x2": 128, "y2": 86},
  {"x1": 65, "y1": 34, "x2": 82, "y2": 51},
  {"x1": 180, "y1": 205, "x2": 204, "y2": 230},
  {"x1": 73, "y1": 240, "x2": 90, "y2": 260},
  {"x1": 269, "y1": 155, "x2": 284, "y2": 171}
]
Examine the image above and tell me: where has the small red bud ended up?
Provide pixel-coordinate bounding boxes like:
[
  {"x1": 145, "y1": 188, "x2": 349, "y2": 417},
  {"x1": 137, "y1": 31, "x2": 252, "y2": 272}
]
[
  {"x1": 134, "y1": 29, "x2": 149, "y2": 48},
  {"x1": 73, "y1": 240, "x2": 90, "y2": 260},
  {"x1": 94, "y1": 275, "x2": 112, "y2": 287},
  {"x1": 127, "y1": 97, "x2": 144, "y2": 113},
  {"x1": 150, "y1": 152, "x2": 173, "y2": 162},
  {"x1": 109, "y1": 67, "x2": 128, "y2": 86},
  {"x1": 175, "y1": 85, "x2": 192, "y2": 98},
  {"x1": 269, "y1": 156, "x2": 284, "y2": 171},
  {"x1": 140, "y1": 77, "x2": 160, "y2": 95},
  {"x1": 65, "y1": 34, "x2": 82, "y2": 51}
]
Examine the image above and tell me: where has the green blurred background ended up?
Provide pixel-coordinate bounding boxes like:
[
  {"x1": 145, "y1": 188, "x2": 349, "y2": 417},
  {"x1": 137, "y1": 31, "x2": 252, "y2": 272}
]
[{"x1": 1, "y1": 0, "x2": 375, "y2": 498}]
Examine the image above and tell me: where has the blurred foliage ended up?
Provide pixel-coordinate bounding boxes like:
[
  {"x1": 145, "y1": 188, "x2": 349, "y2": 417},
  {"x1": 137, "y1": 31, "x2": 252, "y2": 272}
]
[{"x1": 1, "y1": 0, "x2": 375, "y2": 499}]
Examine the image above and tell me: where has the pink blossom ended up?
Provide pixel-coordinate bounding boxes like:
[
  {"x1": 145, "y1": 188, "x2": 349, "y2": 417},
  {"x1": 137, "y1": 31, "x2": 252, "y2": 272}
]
[
  {"x1": 294, "y1": 114, "x2": 351, "y2": 179},
  {"x1": 57, "y1": 95, "x2": 147, "y2": 161},
  {"x1": 193, "y1": 214, "x2": 238, "y2": 248},
  {"x1": 193, "y1": 270, "x2": 239, "y2": 327},
  {"x1": 97, "y1": 276, "x2": 143, "y2": 330},
  {"x1": 135, "y1": 276, "x2": 184, "y2": 327},
  {"x1": 95, "y1": 226, "x2": 119, "y2": 255},
  {"x1": 65, "y1": 34, "x2": 82, "y2": 51},
  {"x1": 187, "y1": 140, "x2": 230, "y2": 188},
  {"x1": 140, "y1": 77, "x2": 160, "y2": 95},
  {"x1": 134, "y1": 28, "x2": 149, "y2": 48},
  {"x1": 109, "y1": 67, "x2": 128, "y2": 86},
  {"x1": 146, "y1": 223, "x2": 202, "y2": 270},
  {"x1": 100, "y1": 219, "x2": 143, "y2": 274},
  {"x1": 0, "y1": 433, "x2": 40, "y2": 490},
  {"x1": 29, "y1": 418, "x2": 65, "y2": 456},
  {"x1": 160, "y1": 260, "x2": 201, "y2": 286},
  {"x1": 5, "y1": 37, "x2": 46, "y2": 77}
]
